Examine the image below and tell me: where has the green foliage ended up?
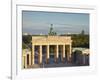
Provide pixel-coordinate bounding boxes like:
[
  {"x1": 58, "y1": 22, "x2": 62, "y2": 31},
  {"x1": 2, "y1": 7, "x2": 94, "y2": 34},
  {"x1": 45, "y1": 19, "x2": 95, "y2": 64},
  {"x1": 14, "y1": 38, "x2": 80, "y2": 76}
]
[
  {"x1": 60, "y1": 30, "x2": 89, "y2": 48},
  {"x1": 22, "y1": 35, "x2": 32, "y2": 49},
  {"x1": 22, "y1": 35, "x2": 32, "y2": 44},
  {"x1": 71, "y1": 34, "x2": 89, "y2": 48},
  {"x1": 22, "y1": 42, "x2": 27, "y2": 49}
]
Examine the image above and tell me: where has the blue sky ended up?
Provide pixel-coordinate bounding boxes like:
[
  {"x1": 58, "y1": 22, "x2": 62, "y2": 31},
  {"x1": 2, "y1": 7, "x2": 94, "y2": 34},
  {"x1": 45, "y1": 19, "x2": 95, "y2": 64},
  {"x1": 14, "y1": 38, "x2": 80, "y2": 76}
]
[{"x1": 22, "y1": 11, "x2": 89, "y2": 35}]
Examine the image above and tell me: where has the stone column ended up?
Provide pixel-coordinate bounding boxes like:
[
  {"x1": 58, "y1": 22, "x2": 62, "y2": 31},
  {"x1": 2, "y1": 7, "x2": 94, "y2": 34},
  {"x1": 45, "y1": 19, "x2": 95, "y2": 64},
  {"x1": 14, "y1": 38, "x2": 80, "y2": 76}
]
[
  {"x1": 23, "y1": 56, "x2": 26, "y2": 68},
  {"x1": 55, "y1": 45, "x2": 59, "y2": 63},
  {"x1": 62, "y1": 45, "x2": 65, "y2": 62},
  {"x1": 29, "y1": 53, "x2": 31, "y2": 66},
  {"x1": 39, "y1": 45, "x2": 42, "y2": 64},
  {"x1": 46, "y1": 45, "x2": 49, "y2": 64},
  {"x1": 32, "y1": 45, "x2": 35, "y2": 64},
  {"x1": 25, "y1": 55, "x2": 27, "y2": 68}
]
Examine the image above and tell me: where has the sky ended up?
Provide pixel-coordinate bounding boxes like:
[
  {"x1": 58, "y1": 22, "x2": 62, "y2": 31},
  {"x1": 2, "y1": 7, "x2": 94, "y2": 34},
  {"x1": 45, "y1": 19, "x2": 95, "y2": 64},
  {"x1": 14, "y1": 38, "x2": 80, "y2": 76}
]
[{"x1": 22, "y1": 11, "x2": 89, "y2": 35}]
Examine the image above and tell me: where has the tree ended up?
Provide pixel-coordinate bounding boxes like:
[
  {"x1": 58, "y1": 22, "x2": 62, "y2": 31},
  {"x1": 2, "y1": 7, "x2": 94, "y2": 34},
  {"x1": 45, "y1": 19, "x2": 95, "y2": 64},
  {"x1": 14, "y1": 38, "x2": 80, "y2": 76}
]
[
  {"x1": 71, "y1": 34, "x2": 89, "y2": 48},
  {"x1": 22, "y1": 42, "x2": 28, "y2": 49},
  {"x1": 22, "y1": 35, "x2": 32, "y2": 44},
  {"x1": 22, "y1": 35, "x2": 32, "y2": 49}
]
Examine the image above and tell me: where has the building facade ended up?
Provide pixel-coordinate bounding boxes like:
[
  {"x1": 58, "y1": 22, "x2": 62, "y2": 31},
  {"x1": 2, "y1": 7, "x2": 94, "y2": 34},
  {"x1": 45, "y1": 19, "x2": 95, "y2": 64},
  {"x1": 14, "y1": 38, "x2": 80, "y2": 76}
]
[{"x1": 23, "y1": 36, "x2": 72, "y2": 68}]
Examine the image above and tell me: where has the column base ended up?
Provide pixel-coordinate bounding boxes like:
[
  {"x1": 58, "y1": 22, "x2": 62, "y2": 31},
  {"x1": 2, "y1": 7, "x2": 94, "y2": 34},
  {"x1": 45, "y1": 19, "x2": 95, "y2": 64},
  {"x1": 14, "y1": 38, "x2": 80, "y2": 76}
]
[
  {"x1": 67, "y1": 58, "x2": 71, "y2": 63},
  {"x1": 46, "y1": 59, "x2": 49, "y2": 64},
  {"x1": 39, "y1": 62, "x2": 42, "y2": 65},
  {"x1": 62, "y1": 58, "x2": 65, "y2": 63},
  {"x1": 38, "y1": 60, "x2": 42, "y2": 65},
  {"x1": 54, "y1": 58, "x2": 58, "y2": 63},
  {"x1": 67, "y1": 56, "x2": 71, "y2": 63}
]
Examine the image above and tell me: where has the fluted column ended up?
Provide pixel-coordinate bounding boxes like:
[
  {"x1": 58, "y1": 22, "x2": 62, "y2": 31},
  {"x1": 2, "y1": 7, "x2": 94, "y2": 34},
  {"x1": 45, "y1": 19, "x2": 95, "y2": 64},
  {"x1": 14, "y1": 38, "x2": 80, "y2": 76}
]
[
  {"x1": 29, "y1": 53, "x2": 31, "y2": 66},
  {"x1": 32, "y1": 45, "x2": 35, "y2": 64}
]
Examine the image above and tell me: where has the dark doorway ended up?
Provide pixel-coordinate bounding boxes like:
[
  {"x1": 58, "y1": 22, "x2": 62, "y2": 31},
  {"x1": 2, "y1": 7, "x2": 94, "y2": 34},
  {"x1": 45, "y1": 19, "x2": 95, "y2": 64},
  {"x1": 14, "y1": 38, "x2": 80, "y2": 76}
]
[
  {"x1": 27, "y1": 54, "x2": 29, "y2": 65},
  {"x1": 42, "y1": 45, "x2": 47, "y2": 64}
]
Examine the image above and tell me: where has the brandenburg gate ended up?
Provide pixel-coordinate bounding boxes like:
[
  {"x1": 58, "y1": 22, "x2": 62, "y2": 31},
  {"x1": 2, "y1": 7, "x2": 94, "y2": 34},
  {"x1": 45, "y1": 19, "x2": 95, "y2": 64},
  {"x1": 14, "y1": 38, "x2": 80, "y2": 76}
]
[{"x1": 31, "y1": 36, "x2": 72, "y2": 65}]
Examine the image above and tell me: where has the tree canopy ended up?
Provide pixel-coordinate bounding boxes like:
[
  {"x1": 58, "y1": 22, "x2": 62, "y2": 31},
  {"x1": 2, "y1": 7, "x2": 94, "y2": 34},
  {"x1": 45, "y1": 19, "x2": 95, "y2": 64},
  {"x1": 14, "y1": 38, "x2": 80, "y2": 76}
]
[
  {"x1": 71, "y1": 34, "x2": 89, "y2": 48},
  {"x1": 22, "y1": 35, "x2": 32, "y2": 49}
]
